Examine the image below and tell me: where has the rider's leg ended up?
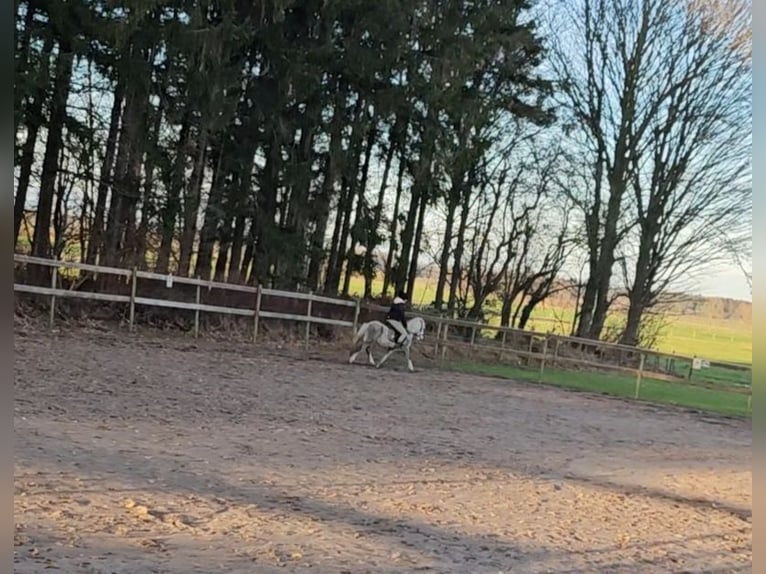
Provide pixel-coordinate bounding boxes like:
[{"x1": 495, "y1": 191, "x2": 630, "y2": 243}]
[{"x1": 392, "y1": 320, "x2": 408, "y2": 344}]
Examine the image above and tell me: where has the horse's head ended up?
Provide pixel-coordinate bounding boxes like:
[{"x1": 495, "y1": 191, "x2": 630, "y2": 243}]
[{"x1": 409, "y1": 317, "x2": 427, "y2": 341}]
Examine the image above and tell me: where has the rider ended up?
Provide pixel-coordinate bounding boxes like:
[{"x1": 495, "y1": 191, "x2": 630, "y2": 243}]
[{"x1": 386, "y1": 290, "x2": 410, "y2": 346}]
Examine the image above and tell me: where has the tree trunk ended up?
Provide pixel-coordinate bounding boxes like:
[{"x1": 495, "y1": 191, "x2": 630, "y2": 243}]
[
  {"x1": 86, "y1": 77, "x2": 123, "y2": 264},
  {"x1": 575, "y1": 200, "x2": 601, "y2": 337},
  {"x1": 178, "y1": 130, "x2": 208, "y2": 277},
  {"x1": 307, "y1": 86, "x2": 346, "y2": 290},
  {"x1": 393, "y1": 187, "x2": 420, "y2": 294},
  {"x1": 227, "y1": 161, "x2": 254, "y2": 284},
  {"x1": 588, "y1": 173, "x2": 628, "y2": 338},
  {"x1": 324, "y1": 178, "x2": 348, "y2": 292},
  {"x1": 104, "y1": 49, "x2": 150, "y2": 267},
  {"x1": 447, "y1": 243, "x2": 466, "y2": 314},
  {"x1": 363, "y1": 118, "x2": 401, "y2": 298},
  {"x1": 31, "y1": 42, "x2": 73, "y2": 259},
  {"x1": 324, "y1": 100, "x2": 365, "y2": 292},
  {"x1": 280, "y1": 105, "x2": 320, "y2": 286},
  {"x1": 135, "y1": 88, "x2": 166, "y2": 270},
  {"x1": 195, "y1": 143, "x2": 226, "y2": 280},
  {"x1": 227, "y1": 213, "x2": 247, "y2": 283},
  {"x1": 213, "y1": 221, "x2": 232, "y2": 281},
  {"x1": 341, "y1": 123, "x2": 376, "y2": 295},
  {"x1": 241, "y1": 223, "x2": 256, "y2": 284},
  {"x1": 341, "y1": 189, "x2": 363, "y2": 296},
  {"x1": 518, "y1": 301, "x2": 535, "y2": 331},
  {"x1": 306, "y1": 196, "x2": 331, "y2": 290},
  {"x1": 406, "y1": 183, "x2": 429, "y2": 299},
  {"x1": 306, "y1": 161, "x2": 335, "y2": 291},
  {"x1": 620, "y1": 221, "x2": 656, "y2": 346},
  {"x1": 52, "y1": 150, "x2": 68, "y2": 257},
  {"x1": 499, "y1": 291, "x2": 513, "y2": 327},
  {"x1": 447, "y1": 178, "x2": 472, "y2": 314},
  {"x1": 382, "y1": 156, "x2": 406, "y2": 296},
  {"x1": 620, "y1": 295, "x2": 645, "y2": 347},
  {"x1": 156, "y1": 117, "x2": 191, "y2": 273},
  {"x1": 253, "y1": 136, "x2": 280, "y2": 286},
  {"x1": 334, "y1": 179, "x2": 357, "y2": 294},
  {"x1": 15, "y1": 32, "x2": 54, "y2": 248},
  {"x1": 434, "y1": 190, "x2": 459, "y2": 309},
  {"x1": 14, "y1": 0, "x2": 37, "y2": 142}
]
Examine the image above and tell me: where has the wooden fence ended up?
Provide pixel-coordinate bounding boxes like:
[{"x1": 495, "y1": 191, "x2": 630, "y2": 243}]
[{"x1": 13, "y1": 253, "x2": 751, "y2": 408}]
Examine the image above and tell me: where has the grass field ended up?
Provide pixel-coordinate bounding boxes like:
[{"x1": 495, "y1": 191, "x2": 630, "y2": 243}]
[
  {"x1": 450, "y1": 361, "x2": 751, "y2": 418},
  {"x1": 346, "y1": 276, "x2": 752, "y2": 365},
  {"x1": 355, "y1": 272, "x2": 752, "y2": 416}
]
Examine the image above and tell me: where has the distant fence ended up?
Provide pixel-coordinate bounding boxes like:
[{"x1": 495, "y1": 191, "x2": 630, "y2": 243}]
[{"x1": 14, "y1": 253, "x2": 751, "y2": 412}]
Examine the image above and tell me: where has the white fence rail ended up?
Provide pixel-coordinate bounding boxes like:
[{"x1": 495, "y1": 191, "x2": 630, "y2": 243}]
[{"x1": 14, "y1": 253, "x2": 359, "y2": 346}]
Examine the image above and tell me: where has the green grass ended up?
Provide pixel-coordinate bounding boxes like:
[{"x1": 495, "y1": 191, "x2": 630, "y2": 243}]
[
  {"x1": 450, "y1": 361, "x2": 751, "y2": 418},
  {"x1": 346, "y1": 275, "x2": 751, "y2": 365}
]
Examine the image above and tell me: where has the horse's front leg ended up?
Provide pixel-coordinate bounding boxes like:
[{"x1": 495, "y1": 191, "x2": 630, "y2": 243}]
[
  {"x1": 404, "y1": 343, "x2": 414, "y2": 372},
  {"x1": 366, "y1": 345, "x2": 375, "y2": 366},
  {"x1": 376, "y1": 348, "x2": 396, "y2": 369}
]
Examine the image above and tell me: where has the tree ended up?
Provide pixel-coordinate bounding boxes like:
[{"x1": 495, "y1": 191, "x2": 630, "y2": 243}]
[
  {"x1": 617, "y1": 0, "x2": 751, "y2": 345},
  {"x1": 545, "y1": 0, "x2": 751, "y2": 344},
  {"x1": 13, "y1": 0, "x2": 565, "y2": 321},
  {"x1": 546, "y1": 0, "x2": 672, "y2": 340}
]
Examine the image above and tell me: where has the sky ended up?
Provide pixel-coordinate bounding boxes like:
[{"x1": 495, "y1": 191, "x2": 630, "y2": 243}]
[{"x1": 689, "y1": 265, "x2": 751, "y2": 302}]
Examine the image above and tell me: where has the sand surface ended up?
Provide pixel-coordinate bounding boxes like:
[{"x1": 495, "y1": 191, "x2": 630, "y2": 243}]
[{"x1": 14, "y1": 328, "x2": 751, "y2": 573}]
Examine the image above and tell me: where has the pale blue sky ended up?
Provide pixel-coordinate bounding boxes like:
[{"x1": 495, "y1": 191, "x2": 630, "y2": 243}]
[{"x1": 690, "y1": 265, "x2": 751, "y2": 302}]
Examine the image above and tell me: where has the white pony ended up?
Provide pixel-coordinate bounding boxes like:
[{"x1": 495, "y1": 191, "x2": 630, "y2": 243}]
[{"x1": 348, "y1": 316, "x2": 427, "y2": 372}]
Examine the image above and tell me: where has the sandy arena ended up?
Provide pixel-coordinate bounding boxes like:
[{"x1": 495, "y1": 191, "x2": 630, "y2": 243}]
[{"x1": 14, "y1": 327, "x2": 751, "y2": 573}]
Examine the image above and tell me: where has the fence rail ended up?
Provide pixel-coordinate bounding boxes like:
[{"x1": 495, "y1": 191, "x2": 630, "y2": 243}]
[{"x1": 14, "y1": 253, "x2": 750, "y2": 408}]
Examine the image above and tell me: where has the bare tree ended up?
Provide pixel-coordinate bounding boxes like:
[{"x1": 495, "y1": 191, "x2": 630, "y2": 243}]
[
  {"x1": 545, "y1": 0, "x2": 751, "y2": 344},
  {"x1": 544, "y1": 0, "x2": 675, "y2": 340},
  {"x1": 617, "y1": 0, "x2": 752, "y2": 345},
  {"x1": 456, "y1": 137, "x2": 572, "y2": 325}
]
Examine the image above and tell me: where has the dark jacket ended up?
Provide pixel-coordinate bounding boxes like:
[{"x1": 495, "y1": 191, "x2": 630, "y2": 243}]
[{"x1": 386, "y1": 297, "x2": 407, "y2": 324}]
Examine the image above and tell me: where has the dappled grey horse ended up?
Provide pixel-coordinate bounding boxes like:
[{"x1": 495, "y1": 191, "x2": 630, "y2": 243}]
[{"x1": 348, "y1": 316, "x2": 427, "y2": 372}]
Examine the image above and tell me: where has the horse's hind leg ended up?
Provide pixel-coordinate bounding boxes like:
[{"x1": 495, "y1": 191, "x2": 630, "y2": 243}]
[
  {"x1": 376, "y1": 348, "x2": 396, "y2": 369},
  {"x1": 348, "y1": 340, "x2": 363, "y2": 364}
]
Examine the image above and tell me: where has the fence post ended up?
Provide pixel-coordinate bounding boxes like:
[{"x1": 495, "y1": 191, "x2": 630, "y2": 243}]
[
  {"x1": 253, "y1": 284, "x2": 262, "y2": 343},
  {"x1": 538, "y1": 335, "x2": 549, "y2": 382},
  {"x1": 553, "y1": 336, "x2": 560, "y2": 368},
  {"x1": 305, "y1": 291, "x2": 313, "y2": 349},
  {"x1": 440, "y1": 322, "x2": 448, "y2": 363},
  {"x1": 635, "y1": 353, "x2": 646, "y2": 399},
  {"x1": 49, "y1": 264, "x2": 57, "y2": 330},
  {"x1": 527, "y1": 333, "x2": 535, "y2": 367},
  {"x1": 129, "y1": 267, "x2": 137, "y2": 332},
  {"x1": 434, "y1": 319, "x2": 442, "y2": 356},
  {"x1": 500, "y1": 330, "x2": 507, "y2": 362},
  {"x1": 470, "y1": 325, "x2": 476, "y2": 346},
  {"x1": 194, "y1": 278, "x2": 201, "y2": 339},
  {"x1": 353, "y1": 297, "x2": 361, "y2": 334}
]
